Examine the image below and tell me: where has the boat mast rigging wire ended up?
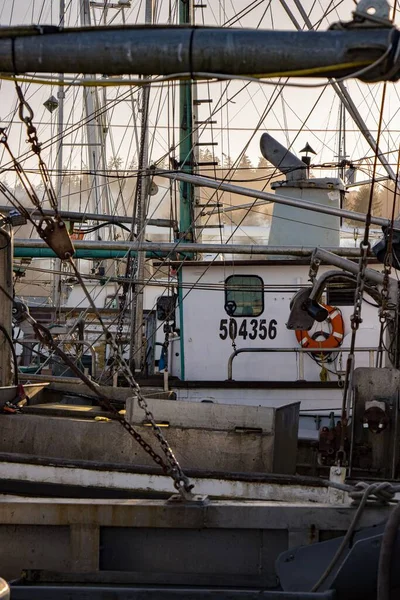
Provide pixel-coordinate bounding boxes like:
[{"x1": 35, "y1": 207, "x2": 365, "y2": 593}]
[
  {"x1": 376, "y1": 146, "x2": 400, "y2": 368},
  {"x1": 1, "y1": 82, "x2": 194, "y2": 500},
  {"x1": 339, "y1": 80, "x2": 390, "y2": 463}
]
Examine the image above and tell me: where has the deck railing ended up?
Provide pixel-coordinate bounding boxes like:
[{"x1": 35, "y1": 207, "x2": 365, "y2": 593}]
[{"x1": 227, "y1": 347, "x2": 380, "y2": 381}]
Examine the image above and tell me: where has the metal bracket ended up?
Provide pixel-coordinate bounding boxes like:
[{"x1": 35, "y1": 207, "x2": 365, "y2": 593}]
[
  {"x1": 330, "y1": 0, "x2": 392, "y2": 30},
  {"x1": 328, "y1": 465, "x2": 347, "y2": 504},
  {"x1": 286, "y1": 288, "x2": 315, "y2": 331},
  {"x1": 167, "y1": 493, "x2": 209, "y2": 505},
  {"x1": 354, "y1": 0, "x2": 391, "y2": 24}
]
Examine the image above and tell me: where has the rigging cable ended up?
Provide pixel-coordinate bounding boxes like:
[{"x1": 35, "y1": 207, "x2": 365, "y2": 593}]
[
  {"x1": 5, "y1": 82, "x2": 194, "y2": 500},
  {"x1": 375, "y1": 145, "x2": 400, "y2": 368},
  {"x1": 338, "y1": 80, "x2": 389, "y2": 462}
]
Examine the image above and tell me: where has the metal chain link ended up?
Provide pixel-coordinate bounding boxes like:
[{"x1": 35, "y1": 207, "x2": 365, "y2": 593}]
[
  {"x1": 376, "y1": 242, "x2": 392, "y2": 367},
  {"x1": 15, "y1": 82, "x2": 59, "y2": 214},
  {"x1": 115, "y1": 256, "x2": 136, "y2": 349},
  {"x1": 6, "y1": 84, "x2": 194, "y2": 499},
  {"x1": 25, "y1": 304, "x2": 193, "y2": 499},
  {"x1": 338, "y1": 240, "x2": 370, "y2": 462},
  {"x1": 68, "y1": 258, "x2": 194, "y2": 499},
  {"x1": 25, "y1": 314, "x2": 171, "y2": 470},
  {"x1": 337, "y1": 83, "x2": 389, "y2": 464}
]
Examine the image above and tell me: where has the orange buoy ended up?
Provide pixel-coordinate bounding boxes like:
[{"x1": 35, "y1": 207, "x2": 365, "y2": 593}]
[{"x1": 295, "y1": 304, "x2": 344, "y2": 350}]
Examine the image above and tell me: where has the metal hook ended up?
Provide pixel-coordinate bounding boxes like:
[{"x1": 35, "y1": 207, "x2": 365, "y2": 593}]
[{"x1": 15, "y1": 83, "x2": 34, "y2": 124}]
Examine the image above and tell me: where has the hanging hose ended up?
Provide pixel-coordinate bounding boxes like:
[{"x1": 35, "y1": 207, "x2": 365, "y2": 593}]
[
  {"x1": 377, "y1": 501, "x2": 400, "y2": 600},
  {"x1": 311, "y1": 483, "x2": 390, "y2": 592},
  {"x1": 0, "y1": 324, "x2": 18, "y2": 386}
]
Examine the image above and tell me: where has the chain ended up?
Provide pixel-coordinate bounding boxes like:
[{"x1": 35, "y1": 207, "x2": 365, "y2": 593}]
[
  {"x1": 376, "y1": 239, "x2": 392, "y2": 367},
  {"x1": 337, "y1": 84, "x2": 389, "y2": 464},
  {"x1": 0, "y1": 86, "x2": 75, "y2": 260},
  {"x1": 5, "y1": 84, "x2": 193, "y2": 499},
  {"x1": 67, "y1": 258, "x2": 194, "y2": 499},
  {"x1": 338, "y1": 240, "x2": 370, "y2": 463},
  {"x1": 377, "y1": 146, "x2": 400, "y2": 368},
  {"x1": 15, "y1": 82, "x2": 59, "y2": 214},
  {"x1": 23, "y1": 301, "x2": 193, "y2": 499},
  {"x1": 115, "y1": 255, "x2": 136, "y2": 348},
  {"x1": 0, "y1": 129, "x2": 46, "y2": 219},
  {"x1": 229, "y1": 318, "x2": 237, "y2": 352},
  {"x1": 25, "y1": 313, "x2": 172, "y2": 469},
  {"x1": 2, "y1": 276, "x2": 189, "y2": 494}
]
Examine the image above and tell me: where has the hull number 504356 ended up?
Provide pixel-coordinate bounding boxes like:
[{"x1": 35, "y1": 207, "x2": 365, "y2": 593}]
[{"x1": 219, "y1": 318, "x2": 277, "y2": 341}]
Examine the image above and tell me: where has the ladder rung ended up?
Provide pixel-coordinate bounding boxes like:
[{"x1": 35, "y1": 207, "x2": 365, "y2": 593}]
[
  {"x1": 195, "y1": 120, "x2": 217, "y2": 125},
  {"x1": 197, "y1": 161, "x2": 219, "y2": 166},
  {"x1": 196, "y1": 142, "x2": 218, "y2": 146},
  {"x1": 196, "y1": 203, "x2": 222, "y2": 207},
  {"x1": 194, "y1": 4, "x2": 207, "y2": 8},
  {"x1": 194, "y1": 99, "x2": 213, "y2": 105},
  {"x1": 194, "y1": 224, "x2": 223, "y2": 229}
]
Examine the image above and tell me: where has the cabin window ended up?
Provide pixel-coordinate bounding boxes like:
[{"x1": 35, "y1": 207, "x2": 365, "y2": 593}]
[
  {"x1": 224, "y1": 275, "x2": 264, "y2": 317},
  {"x1": 326, "y1": 278, "x2": 356, "y2": 306}
]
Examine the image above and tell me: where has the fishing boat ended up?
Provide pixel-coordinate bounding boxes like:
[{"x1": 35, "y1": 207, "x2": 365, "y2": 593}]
[{"x1": 0, "y1": 0, "x2": 400, "y2": 598}]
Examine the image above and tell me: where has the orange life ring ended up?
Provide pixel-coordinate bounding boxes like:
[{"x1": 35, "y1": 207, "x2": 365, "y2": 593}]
[{"x1": 295, "y1": 304, "x2": 344, "y2": 350}]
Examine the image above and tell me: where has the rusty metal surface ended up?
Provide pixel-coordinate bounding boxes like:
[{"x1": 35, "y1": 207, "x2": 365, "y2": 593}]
[
  {"x1": 0, "y1": 496, "x2": 392, "y2": 529},
  {"x1": 0, "y1": 384, "x2": 48, "y2": 407},
  {"x1": 10, "y1": 585, "x2": 336, "y2": 599},
  {"x1": 0, "y1": 495, "x2": 390, "y2": 588}
]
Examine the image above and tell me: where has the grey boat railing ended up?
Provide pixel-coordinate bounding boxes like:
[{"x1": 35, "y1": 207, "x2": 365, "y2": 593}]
[{"x1": 227, "y1": 347, "x2": 380, "y2": 381}]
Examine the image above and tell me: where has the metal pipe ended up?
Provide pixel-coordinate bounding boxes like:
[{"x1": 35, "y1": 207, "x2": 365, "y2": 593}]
[
  {"x1": 18, "y1": 373, "x2": 87, "y2": 384},
  {"x1": 13, "y1": 238, "x2": 370, "y2": 256},
  {"x1": 227, "y1": 346, "x2": 381, "y2": 381},
  {"x1": 308, "y1": 269, "x2": 384, "y2": 301},
  {"x1": 298, "y1": 351, "x2": 305, "y2": 381},
  {"x1": 156, "y1": 170, "x2": 399, "y2": 230},
  {"x1": 346, "y1": 176, "x2": 389, "y2": 189},
  {"x1": 0, "y1": 205, "x2": 175, "y2": 228},
  {"x1": 13, "y1": 248, "x2": 163, "y2": 259},
  {"x1": 311, "y1": 247, "x2": 386, "y2": 285},
  {"x1": 1, "y1": 26, "x2": 394, "y2": 79}
]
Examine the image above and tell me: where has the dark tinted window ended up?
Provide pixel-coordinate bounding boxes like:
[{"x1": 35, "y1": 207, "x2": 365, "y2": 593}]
[{"x1": 224, "y1": 275, "x2": 264, "y2": 317}]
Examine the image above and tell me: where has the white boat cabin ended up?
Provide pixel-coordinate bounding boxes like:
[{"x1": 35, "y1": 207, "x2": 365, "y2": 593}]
[{"x1": 165, "y1": 258, "x2": 385, "y2": 438}]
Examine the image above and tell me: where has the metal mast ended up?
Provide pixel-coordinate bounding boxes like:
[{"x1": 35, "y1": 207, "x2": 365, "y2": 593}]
[
  {"x1": 129, "y1": 0, "x2": 153, "y2": 372},
  {"x1": 79, "y1": 0, "x2": 110, "y2": 217},
  {"x1": 52, "y1": 0, "x2": 66, "y2": 314},
  {"x1": 177, "y1": 0, "x2": 196, "y2": 382},
  {"x1": 179, "y1": 0, "x2": 195, "y2": 244}
]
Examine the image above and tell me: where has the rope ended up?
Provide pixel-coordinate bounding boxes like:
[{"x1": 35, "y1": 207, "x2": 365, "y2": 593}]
[
  {"x1": 348, "y1": 481, "x2": 398, "y2": 505},
  {"x1": 312, "y1": 481, "x2": 397, "y2": 592},
  {"x1": 377, "y1": 500, "x2": 400, "y2": 600},
  {"x1": 323, "y1": 479, "x2": 400, "y2": 504}
]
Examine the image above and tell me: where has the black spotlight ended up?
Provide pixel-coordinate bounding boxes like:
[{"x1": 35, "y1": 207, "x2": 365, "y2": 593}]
[{"x1": 304, "y1": 298, "x2": 329, "y2": 322}]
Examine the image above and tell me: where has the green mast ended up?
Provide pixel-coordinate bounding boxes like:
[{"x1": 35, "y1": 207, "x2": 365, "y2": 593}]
[
  {"x1": 179, "y1": 0, "x2": 195, "y2": 243},
  {"x1": 178, "y1": 0, "x2": 195, "y2": 381}
]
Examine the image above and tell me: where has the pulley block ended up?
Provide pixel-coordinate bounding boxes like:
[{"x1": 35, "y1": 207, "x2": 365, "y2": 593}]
[{"x1": 38, "y1": 217, "x2": 75, "y2": 260}]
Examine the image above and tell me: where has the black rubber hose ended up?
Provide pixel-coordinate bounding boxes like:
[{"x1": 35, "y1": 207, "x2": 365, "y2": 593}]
[
  {"x1": 377, "y1": 502, "x2": 400, "y2": 600},
  {"x1": 0, "y1": 324, "x2": 18, "y2": 386}
]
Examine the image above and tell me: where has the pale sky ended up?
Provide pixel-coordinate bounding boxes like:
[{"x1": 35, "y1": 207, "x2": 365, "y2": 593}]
[{"x1": 0, "y1": 0, "x2": 398, "y2": 195}]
